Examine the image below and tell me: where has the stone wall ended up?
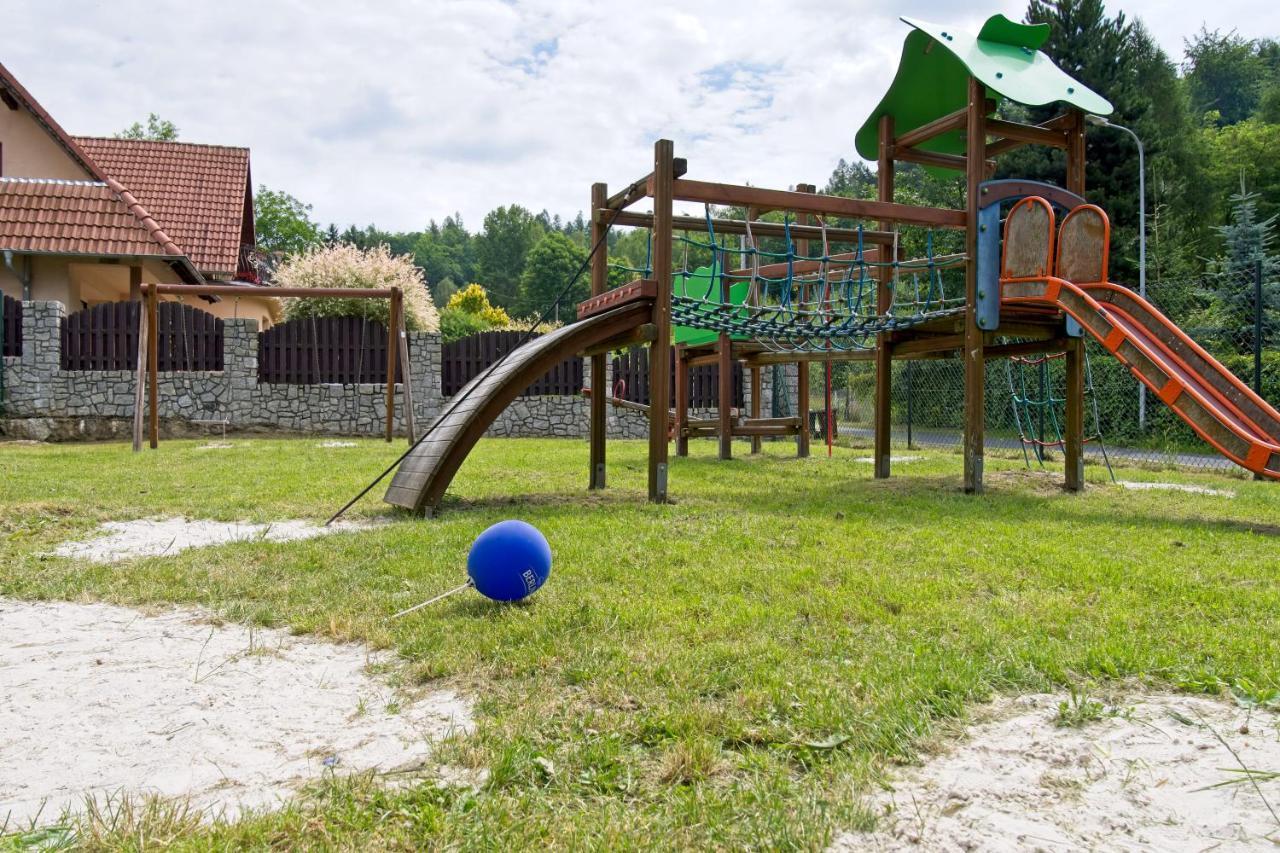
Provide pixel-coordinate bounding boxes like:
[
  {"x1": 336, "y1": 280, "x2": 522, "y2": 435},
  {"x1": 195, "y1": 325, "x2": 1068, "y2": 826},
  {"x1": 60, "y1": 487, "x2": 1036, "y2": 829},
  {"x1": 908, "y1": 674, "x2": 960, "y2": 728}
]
[{"x1": 1, "y1": 300, "x2": 788, "y2": 442}]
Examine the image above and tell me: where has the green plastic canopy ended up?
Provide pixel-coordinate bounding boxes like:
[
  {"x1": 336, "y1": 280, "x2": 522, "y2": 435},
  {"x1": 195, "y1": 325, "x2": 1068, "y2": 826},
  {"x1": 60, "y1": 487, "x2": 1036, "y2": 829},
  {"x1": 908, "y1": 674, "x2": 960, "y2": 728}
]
[{"x1": 854, "y1": 14, "x2": 1113, "y2": 163}]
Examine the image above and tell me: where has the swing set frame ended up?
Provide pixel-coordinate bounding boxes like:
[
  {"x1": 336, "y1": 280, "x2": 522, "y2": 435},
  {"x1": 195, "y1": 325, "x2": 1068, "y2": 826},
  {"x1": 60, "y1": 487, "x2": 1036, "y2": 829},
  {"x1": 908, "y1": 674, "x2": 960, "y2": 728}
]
[{"x1": 132, "y1": 283, "x2": 414, "y2": 451}]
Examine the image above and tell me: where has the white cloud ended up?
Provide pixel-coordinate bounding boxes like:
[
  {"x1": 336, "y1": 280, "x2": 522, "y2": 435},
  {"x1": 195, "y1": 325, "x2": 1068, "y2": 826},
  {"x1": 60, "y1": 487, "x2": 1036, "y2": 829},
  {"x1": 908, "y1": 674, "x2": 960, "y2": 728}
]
[{"x1": 4, "y1": 0, "x2": 1275, "y2": 232}]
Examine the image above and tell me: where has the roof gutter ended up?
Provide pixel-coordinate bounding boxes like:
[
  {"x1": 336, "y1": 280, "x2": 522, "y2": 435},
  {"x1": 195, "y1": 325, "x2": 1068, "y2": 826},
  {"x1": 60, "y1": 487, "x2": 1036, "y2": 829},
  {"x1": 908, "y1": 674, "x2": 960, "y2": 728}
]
[{"x1": 2, "y1": 251, "x2": 32, "y2": 300}]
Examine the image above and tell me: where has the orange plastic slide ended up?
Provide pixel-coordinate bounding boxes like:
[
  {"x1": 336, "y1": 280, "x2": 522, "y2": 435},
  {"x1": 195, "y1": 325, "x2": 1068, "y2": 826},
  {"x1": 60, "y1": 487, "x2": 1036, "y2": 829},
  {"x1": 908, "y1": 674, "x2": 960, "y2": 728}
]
[{"x1": 999, "y1": 199, "x2": 1280, "y2": 480}]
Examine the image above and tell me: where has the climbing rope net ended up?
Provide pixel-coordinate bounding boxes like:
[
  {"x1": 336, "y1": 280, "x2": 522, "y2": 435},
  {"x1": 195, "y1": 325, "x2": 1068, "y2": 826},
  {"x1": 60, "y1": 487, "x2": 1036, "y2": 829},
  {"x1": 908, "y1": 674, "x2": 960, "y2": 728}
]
[
  {"x1": 610, "y1": 207, "x2": 969, "y2": 353},
  {"x1": 1005, "y1": 348, "x2": 1115, "y2": 480}
]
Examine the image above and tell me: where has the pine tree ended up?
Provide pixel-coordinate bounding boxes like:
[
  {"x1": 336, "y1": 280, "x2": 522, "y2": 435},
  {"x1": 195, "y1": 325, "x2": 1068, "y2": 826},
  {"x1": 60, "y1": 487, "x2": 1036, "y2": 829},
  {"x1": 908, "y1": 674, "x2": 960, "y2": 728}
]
[{"x1": 1204, "y1": 187, "x2": 1279, "y2": 352}]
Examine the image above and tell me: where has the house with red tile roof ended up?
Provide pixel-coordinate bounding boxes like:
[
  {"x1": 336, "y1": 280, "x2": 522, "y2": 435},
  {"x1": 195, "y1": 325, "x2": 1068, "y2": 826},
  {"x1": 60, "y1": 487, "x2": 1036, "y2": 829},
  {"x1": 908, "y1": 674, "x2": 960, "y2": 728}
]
[{"x1": 0, "y1": 62, "x2": 278, "y2": 328}]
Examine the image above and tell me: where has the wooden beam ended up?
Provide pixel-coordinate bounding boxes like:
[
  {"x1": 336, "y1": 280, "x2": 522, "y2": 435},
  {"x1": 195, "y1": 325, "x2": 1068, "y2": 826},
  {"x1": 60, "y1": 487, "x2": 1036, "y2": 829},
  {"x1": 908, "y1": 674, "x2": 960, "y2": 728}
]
[
  {"x1": 676, "y1": 345, "x2": 690, "y2": 457},
  {"x1": 718, "y1": 332, "x2": 733, "y2": 459},
  {"x1": 740, "y1": 349, "x2": 877, "y2": 366},
  {"x1": 894, "y1": 146, "x2": 998, "y2": 173},
  {"x1": 963, "y1": 75, "x2": 987, "y2": 494},
  {"x1": 605, "y1": 210, "x2": 895, "y2": 247},
  {"x1": 892, "y1": 333, "x2": 964, "y2": 358},
  {"x1": 686, "y1": 350, "x2": 723, "y2": 369},
  {"x1": 397, "y1": 304, "x2": 416, "y2": 444},
  {"x1": 733, "y1": 423, "x2": 802, "y2": 437},
  {"x1": 589, "y1": 182, "x2": 609, "y2": 490},
  {"x1": 874, "y1": 115, "x2": 894, "y2": 480},
  {"x1": 581, "y1": 323, "x2": 656, "y2": 357},
  {"x1": 893, "y1": 146, "x2": 967, "y2": 171},
  {"x1": 605, "y1": 160, "x2": 687, "y2": 210},
  {"x1": 986, "y1": 117, "x2": 1069, "y2": 150},
  {"x1": 982, "y1": 338, "x2": 1071, "y2": 360},
  {"x1": 131, "y1": 299, "x2": 148, "y2": 452},
  {"x1": 649, "y1": 140, "x2": 674, "y2": 502},
  {"x1": 1064, "y1": 336, "x2": 1085, "y2": 491},
  {"x1": 893, "y1": 107, "x2": 968, "y2": 150},
  {"x1": 1065, "y1": 109, "x2": 1086, "y2": 198},
  {"x1": 149, "y1": 284, "x2": 395, "y2": 299},
  {"x1": 385, "y1": 288, "x2": 400, "y2": 442},
  {"x1": 670, "y1": 178, "x2": 967, "y2": 229}
]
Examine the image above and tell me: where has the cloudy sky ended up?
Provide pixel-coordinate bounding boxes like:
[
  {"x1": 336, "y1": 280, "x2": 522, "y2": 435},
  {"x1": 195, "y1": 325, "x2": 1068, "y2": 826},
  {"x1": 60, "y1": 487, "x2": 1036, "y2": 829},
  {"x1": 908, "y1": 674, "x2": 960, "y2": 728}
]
[{"x1": 6, "y1": 1, "x2": 1275, "y2": 232}]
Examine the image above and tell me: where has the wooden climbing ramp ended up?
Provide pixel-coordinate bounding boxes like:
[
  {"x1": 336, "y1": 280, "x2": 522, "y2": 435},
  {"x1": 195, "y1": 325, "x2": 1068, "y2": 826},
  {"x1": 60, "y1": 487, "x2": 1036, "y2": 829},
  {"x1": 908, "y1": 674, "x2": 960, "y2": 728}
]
[{"x1": 384, "y1": 301, "x2": 653, "y2": 514}]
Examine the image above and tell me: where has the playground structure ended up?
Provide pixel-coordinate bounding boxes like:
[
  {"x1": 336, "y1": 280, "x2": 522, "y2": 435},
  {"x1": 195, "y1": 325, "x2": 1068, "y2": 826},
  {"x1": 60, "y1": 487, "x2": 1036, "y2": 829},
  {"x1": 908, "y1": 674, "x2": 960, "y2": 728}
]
[{"x1": 375, "y1": 13, "x2": 1280, "y2": 514}]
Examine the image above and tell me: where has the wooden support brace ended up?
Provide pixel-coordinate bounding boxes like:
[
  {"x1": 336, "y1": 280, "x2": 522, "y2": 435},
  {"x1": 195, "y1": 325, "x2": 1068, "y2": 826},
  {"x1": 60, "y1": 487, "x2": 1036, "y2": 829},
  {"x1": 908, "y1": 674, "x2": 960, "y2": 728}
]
[
  {"x1": 648, "y1": 140, "x2": 674, "y2": 502},
  {"x1": 1064, "y1": 337, "x2": 1085, "y2": 492},
  {"x1": 675, "y1": 344, "x2": 690, "y2": 457},
  {"x1": 589, "y1": 181, "x2": 609, "y2": 489},
  {"x1": 147, "y1": 284, "x2": 159, "y2": 449},
  {"x1": 749, "y1": 366, "x2": 762, "y2": 454},
  {"x1": 717, "y1": 333, "x2": 733, "y2": 459},
  {"x1": 385, "y1": 289, "x2": 400, "y2": 442},
  {"x1": 963, "y1": 76, "x2": 987, "y2": 493}
]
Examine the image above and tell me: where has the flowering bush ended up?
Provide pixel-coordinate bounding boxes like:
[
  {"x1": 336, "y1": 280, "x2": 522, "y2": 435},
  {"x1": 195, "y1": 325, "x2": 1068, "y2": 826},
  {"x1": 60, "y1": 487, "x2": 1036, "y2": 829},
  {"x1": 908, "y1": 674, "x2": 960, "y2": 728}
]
[
  {"x1": 274, "y1": 243, "x2": 439, "y2": 331},
  {"x1": 446, "y1": 284, "x2": 511, "y2": 327}
]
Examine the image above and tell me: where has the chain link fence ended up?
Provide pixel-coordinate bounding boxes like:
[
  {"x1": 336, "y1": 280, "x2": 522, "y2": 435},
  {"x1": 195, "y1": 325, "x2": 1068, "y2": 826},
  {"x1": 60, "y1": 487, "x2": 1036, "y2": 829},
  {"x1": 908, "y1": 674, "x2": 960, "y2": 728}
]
[{"x1": 818, "y1": 268, "x2": 1278, "y2": 474}]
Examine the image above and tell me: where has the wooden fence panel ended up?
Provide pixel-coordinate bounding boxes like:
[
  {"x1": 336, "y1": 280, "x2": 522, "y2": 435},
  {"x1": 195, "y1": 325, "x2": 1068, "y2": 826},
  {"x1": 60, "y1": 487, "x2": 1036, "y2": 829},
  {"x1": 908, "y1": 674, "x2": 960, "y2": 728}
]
[
  {"x1": 0, "y1": 295, "x2": 20, "y2": 358},
  {"x1": 60, "y1": 301, "x2": 222, "y2": 371},
  {"x1": 440, "y1": 330, "x2": 583, "y2": 396},
  {"x1": 257, "y1": 315, "x2": 402, "y2": 384},
  {"x1": 611, "y1": 347, "x2": 743, "y2": 409}
]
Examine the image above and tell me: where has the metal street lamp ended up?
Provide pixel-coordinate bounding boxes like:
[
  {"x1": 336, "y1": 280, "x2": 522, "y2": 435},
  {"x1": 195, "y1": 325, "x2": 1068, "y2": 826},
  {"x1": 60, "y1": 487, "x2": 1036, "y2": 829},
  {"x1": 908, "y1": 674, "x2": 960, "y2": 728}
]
[{"x1": 1086, "y1": 113, "x2": 1147, "y2": 429}]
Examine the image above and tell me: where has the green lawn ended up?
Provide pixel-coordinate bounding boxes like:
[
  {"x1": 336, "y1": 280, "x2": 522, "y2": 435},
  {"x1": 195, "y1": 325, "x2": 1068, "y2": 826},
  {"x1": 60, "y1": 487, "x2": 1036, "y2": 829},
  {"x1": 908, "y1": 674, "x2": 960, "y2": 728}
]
[{"x1": 2, "y1": 437, "x2": 1279, "y2": 849}]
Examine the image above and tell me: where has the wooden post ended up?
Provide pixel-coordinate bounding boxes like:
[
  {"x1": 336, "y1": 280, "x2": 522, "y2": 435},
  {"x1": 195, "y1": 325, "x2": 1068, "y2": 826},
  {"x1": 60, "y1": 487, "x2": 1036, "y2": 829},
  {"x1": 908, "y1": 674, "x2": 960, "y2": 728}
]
[
  {"x1": 795, "y1": 184, "x2": 814, "y2": 459},
  {"x1": 649, "y1": 140, "x2": 674, "y2": 502},
  {"x1": 132, "y1": 295, "x2": 149, "y2": 452},
  {"x1": 675, "y1": 344, "x2": 690, "y2": 457},
  {"x1": 749, "y1": 366, "x2": 762, "y2": 454},
  {"x1": 1064, "y1": 109, "x2": 1087, "y2": 491},
  {"x1": 963, "y1": 76, "x2": 987, "y2": 493},
  {"x1": 147, "y1": 283, "x2": 159, "y2": 449},
  {"x1": 385, "y1": 289, "x2": 401, "y2": 442},
  {"x1": 1065, "y1": 109, "x2": 1086, "y2": 198},
  {"x1": 1064, "y1": 337, "x2": 1085, "y2": 491},
  {"x1": 717, "y1": 335, "x2": 733, "y2": 459},
  {"x1": 874, "y1": 115, "x2": 895, "y2": 479},
  {"x1": 397, "y1": 305, "x2": 415, "y2": 444},
  {"x1": 128, "y1": 266, "x2": 142, "y2": 302},
  {"x1": 589, "y1": 182, "x2": 609, "y2": 489}
]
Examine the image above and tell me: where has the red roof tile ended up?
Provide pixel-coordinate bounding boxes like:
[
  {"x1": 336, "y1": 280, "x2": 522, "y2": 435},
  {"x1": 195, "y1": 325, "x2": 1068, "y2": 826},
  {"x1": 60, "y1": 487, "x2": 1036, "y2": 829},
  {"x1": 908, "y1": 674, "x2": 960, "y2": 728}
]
[
  {"x1": 74, "y1": 137, "x2": 252, "y2": 277},
  {"x1": 0, "y1": 177, "x2": 196, "y2": 272}
]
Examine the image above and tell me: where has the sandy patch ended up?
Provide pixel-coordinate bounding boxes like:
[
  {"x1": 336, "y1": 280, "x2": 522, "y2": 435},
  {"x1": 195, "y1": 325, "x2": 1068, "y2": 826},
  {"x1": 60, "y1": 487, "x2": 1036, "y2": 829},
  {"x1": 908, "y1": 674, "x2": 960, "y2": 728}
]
[
  {"x1": 51, "y1": 517, "x2": 377, "y2": 564},
  {"x1": 1118, "y1": 480, "x2": 1236, "y2": 498},
  {"x1": 854, "y1": 455, "x2": 923, "y2": 464},
  {"x1": 319, "y1": 441, "x2": 358, "y2": 448},
  {"x1": 195, "y1": 442, "x2": 235, "y2": 450},
  {"x1": 0, "y1": 598, "x2": 471, "y2": 827},
  {"x1": 833, "y1": 692, "x2": 1280, "y2": 852}
]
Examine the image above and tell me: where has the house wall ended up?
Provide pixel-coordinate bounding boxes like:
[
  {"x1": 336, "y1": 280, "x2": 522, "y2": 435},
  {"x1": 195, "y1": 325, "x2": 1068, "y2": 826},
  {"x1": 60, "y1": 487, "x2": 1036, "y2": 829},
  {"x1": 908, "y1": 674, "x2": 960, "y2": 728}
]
[
  {"x1": 1, "y1": 301, "x2": 775, "y2": 444},
  {"x1": 0, "y1": 103, "x2": 93, "y2": 180},
  {"x1": 183, "y1": 291, "x2": 277, "y2": 329},
  {"x1": 0, "y1": 259, "x2": 277, "y2": 329}
]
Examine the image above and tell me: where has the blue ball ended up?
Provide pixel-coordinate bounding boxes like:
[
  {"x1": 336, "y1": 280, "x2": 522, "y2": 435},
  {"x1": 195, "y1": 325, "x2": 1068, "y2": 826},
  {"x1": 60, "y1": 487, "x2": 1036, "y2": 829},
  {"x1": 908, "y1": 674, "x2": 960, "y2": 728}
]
[{"x1": 466, "y1": 520, "x2": 552, "y2": 602}]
